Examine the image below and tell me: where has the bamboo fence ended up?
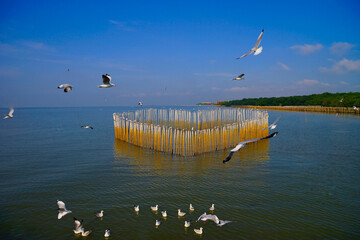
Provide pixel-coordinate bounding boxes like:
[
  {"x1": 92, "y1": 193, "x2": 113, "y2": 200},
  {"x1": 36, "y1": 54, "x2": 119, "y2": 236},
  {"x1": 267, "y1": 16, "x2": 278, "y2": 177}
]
[
  {"x1": 113, "y1": 108, "x2": 269, "y2": 156},
  {"x1": 235, "y1": 105, "x2": 360, "y2": 115}
]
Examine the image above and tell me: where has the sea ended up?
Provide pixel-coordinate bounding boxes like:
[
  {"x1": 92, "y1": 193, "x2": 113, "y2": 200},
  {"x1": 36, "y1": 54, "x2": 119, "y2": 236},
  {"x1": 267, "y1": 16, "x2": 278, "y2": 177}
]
[{"x1": 0, "y1": 106, "x2": 359, "y2": 239}]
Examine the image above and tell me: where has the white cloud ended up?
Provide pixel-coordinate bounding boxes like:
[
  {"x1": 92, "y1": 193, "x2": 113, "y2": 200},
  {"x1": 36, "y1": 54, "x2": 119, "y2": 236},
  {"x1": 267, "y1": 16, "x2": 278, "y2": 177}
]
[
  {"x1": 319, "y1": 58, "x2": 360, "y2": 74},
  {"x1": 194, "y1": 72, "x2": 234, "y2": 77},
  {"x1": 224, "y1": 87, "x2": 249, "y2": 92},
  {"x1": 109, "y1": 20, "x2": 137, "y2": 31},
  {"x1": 330, "y1": 42, "x2": 355, "y2": 55},
  {"x1": 340, "y1": 81, "x2": 348, "y2": 85},
  {"x1": 290, "y1": 43, "x2": 323, "y2": 55},
  {"x1": 297, "y1": 79, "x2": 330, "y2": 87},
  {"x1": 277, "y1": 62, "x2": 291, "y2": 71}
]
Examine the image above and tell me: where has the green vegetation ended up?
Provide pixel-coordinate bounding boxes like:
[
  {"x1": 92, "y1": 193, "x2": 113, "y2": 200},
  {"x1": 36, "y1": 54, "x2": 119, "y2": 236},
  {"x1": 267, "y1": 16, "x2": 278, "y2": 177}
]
[{"x1": 217, "y1": 92, "x2": 360, "y2": 107}]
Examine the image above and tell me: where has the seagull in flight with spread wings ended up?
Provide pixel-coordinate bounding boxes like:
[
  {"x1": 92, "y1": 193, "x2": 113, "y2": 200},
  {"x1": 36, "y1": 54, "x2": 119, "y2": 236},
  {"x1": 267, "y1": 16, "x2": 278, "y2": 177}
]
[
  {"x1": 232, "y1": 74, "x2": 245, "y2": 81},
  {"x1": 99, "y1": 74, "x2": 115, "y2": 88},
  {"x1": 261, "y1": 117, "x2": 280, "y2": 131},
  {"x1": 3, "y1": 107, "x2": 14, "y2": 119},
  {"x1": 236, "y1": 29, "x2": 264, "y2": 59},
  {"x1": 57, "y1": 84, "x2": 73, "y2": 92}
]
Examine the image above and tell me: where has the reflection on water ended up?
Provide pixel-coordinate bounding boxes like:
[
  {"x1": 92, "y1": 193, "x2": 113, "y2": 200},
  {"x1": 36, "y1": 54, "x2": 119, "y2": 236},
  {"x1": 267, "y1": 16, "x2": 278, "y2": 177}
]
[{"x1": 113, "y1": 138, "x2": 269, "y2": 170}]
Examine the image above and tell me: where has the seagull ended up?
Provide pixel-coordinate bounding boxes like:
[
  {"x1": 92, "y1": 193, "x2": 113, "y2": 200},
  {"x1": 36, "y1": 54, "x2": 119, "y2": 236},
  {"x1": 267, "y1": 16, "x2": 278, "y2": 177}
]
[
  {"x1": 194, "y1": 227, "x2": 203, "y2": 235},
  {"x1": 99, "y1": 74, "x2": 115, "y2": 88},
  {"x1": 57, "y1": 84, "x2": 73, "y2": 92},
  {"x1": 57, "y1": 200, "x2": 72, "y2": 219},
  {"x1": 232, "y1": 74, "x2": 245, "y2": 81},
  {"x1": 189, "y1": 204, "x2": 194, "y2": 212},
  {"x1": 161, "y1": 211, "x2": 167, "y2": 218},
  {"x1": 354, "y1": 106, "x2": 359, "y2": 111},
  {"x1": 340, "y1": 98, "x2": 343, "y2": 103},
  {"x1": 223, "y1": 132, "x2": 278, "y2": 163},
  {"x1": 81, "y1": 125, "x2": 94, "y2": 130},
  {"x1": 155, "y1": 219, "x2": 161, "y2": 227},
  {"x1": 261, "y1": 116, "x2": 280, "y2": 131},
  {"x1": 197, "y1": 212, "x2": 208, "y2": 222},
  {"x1": 73, "y1": 218, "x2": 83, "y2": 234},
  {"x1": 216, "y1": 220, "x2": 232, "y2": 227},
  {"x1": 138, "y1": 102, "x2": 143, "y2": 106},
  {"x1": 104, "y1": 229, "x2": 110, "y2": 237},
  {"x1": 134, "y1": 205, "x2": 139, "y2": 212},
  {"x1": 178, "y1": 209, "x2": 186, "y2": 217},
  {"x1": 81, "y1": 228, "x2": 92, "y2": 237},
  {"x1": 209, "y1": 204, "x2": 215, "y2": 211},
  {"x1": 184, "y1": 220, "x2": 191, "y2": 227},
  {"x1": 3, "y1": 107, "x2": 14, "y2": 119},
  {"x1": 96, "y1": 210, "x2": 104, "y2": 218},
  {"x1": 236, "y1": 29, "x2": 264, "y2": 59},
  {"x1": 151, "y1": 205, "x2": 159, "y2": 211}
]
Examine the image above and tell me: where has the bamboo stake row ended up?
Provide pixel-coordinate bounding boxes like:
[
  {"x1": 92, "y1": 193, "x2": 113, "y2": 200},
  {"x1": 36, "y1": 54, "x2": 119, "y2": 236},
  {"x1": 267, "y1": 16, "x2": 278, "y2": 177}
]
[{"x1": 113, "y1": 108, "x2": 269, "y2": 156}]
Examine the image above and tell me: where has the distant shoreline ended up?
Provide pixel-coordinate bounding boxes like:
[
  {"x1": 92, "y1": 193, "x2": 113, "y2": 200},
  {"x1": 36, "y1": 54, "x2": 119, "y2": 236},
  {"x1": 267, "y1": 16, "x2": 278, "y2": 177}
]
[{"x1": 226, "y1": 105, "x2": 360, "y2": 115}]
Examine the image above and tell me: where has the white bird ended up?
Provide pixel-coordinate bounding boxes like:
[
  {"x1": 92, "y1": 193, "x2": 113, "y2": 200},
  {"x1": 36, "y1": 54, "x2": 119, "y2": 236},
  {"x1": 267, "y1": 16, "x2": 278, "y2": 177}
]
[
  {"x1": 184, "y1": 220, "x2": 191, "y2": 227},
  {"x1": 189, "y1": 204, "x2": 194, "y2": 212},
  {"x1": 209, "y1": 204, "x2": 215, "y2": 211},
  {"x1": 138, "y1": 102, "x2": 143, "y2": 106},
  {"x1": 81, "y1": 125, "x2": 93, "y2": 130},
  {"x1": 216, "y1": 220, "x2": 232, "y2": 227},
  {"x1": 223, "y1": 132, "x2": 278, "y2": 163},
  {"x1": 3, "y1": 107, "x2": 14, "y2": 119},
  {"x1": 197, "y1": 212, "x2": 208, "y2": 222},
  {"x1": 232, "y1": 74, "x2": 245, "y2": 81},
  {"x1": 161, "y1": 211, "x2": 167, "y2": 218},
  {"x1": 81, "y1": 228, "x2": 92, "y2": 236},
  {"x1": 178, "y1": 209, "x2": 186, "y2": 217},
  {"x1": 73, "y1": 218, "x2": 83, "y2": 234},
  {"x1": 134, "y1": 205, "x2": 139, "y2": 212},
  {"x1": 99, "y1": 74, "x2": 115, "y2": 88},
  {"x1": 261, "y1": 116, "x2": 280, "y2": 131},
  {"x1": 236, "y1": 29, "x2": 264, "y2": 59},
  {"x1": 104, "y1": 229, "x2": 110, "y2": 237},
  {"x1": 194, "y1": 227, "x2": 203, "y2": 235},
  {"x1": 340, "y1": 98, "x2": 343, "y2": 103},
  {"x1": 197, "y1": 213, "x2": 220, "y2": 224},
  {"x1": 96, "y1": 210, "x2": 104, "y2": 218},
  {"x1": 354, "y1": 106, "x2": 359, "y2": 111},
  {"x1": 57, "y1": 84, "x2": 73, "y2": 92},
  {"x1": 155, "y1": 219, "x2": 161, "y2": 227},
  {"x1": 151, "y1": 205, "x2": 158, "y2": 211},
  {"x1": 57, "y1": 200, "x2": 72, "y2": 219}
]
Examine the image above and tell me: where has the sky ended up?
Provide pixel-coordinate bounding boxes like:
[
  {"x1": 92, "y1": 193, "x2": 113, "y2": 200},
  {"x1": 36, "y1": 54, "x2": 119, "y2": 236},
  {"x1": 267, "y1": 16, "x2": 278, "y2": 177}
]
[{"x1": 0, "y1": 0, "x2": 359, "y2": 107}]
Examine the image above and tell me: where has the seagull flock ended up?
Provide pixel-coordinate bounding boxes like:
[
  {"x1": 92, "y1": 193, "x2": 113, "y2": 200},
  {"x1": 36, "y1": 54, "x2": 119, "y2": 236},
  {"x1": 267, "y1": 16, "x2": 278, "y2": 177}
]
[{"x1": 57, "y1": 200, "x2": 231, "y2": 237}]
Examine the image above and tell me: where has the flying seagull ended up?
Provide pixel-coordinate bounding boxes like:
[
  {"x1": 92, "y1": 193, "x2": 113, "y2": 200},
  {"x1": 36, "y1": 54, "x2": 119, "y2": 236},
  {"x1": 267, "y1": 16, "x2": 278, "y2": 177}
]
[
  {"x1": 73, "y1": 218, "x2": 83, "y2": 234},
  {"x1": 354, "y1": 106, "x2": 359, "y2": 111},
  {"x1": 58, "y1": 84, "x2": 73, "y2": 92},
  {"x1": 217, "y1": 219, "x2": 232, "y2": 227},
  {"x1": 3, "y1": 107, "x2": 14, "y2": 119},
  {"x1": 81, "y1": 125, "x2": 94, "y2": 130},
  {"x1": 232, "y1": 74, "x2": 245, "y2": 81},
  {"x1": 236, "y1": 29, "x2": 264, "y2": 59},
  {"x1": 57, "y1": 200, "x2": 72, "y2": 219},
  {"x1": 261, "y1": 117, "x2": 280, "y2": 131},
  {"x1": 96, "y1": 210, "x2": 104, "y2": 218},
  {"x1": 223, "y1": 132, "x2": 278, "y2": 163},
  {"x1": 138, "y1": 102, "x2": 143, "y2": 106},
  {"x1": 104, "y1": 229, "x2": 110, "y2": 238},
  {"x1": 99, "y1": 74, "x2": 115, "y2": 88}
]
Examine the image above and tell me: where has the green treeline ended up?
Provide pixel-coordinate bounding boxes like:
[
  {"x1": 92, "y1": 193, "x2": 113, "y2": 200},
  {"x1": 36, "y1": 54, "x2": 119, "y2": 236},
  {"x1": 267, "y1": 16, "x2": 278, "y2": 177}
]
[{"x1": 217, "y1": 92, "x2": 360, "y2": 107}]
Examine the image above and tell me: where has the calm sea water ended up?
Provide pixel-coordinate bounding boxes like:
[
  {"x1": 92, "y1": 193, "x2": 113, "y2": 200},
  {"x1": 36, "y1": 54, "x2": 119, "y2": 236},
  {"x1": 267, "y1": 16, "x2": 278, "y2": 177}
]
[{"x1": 0, "y1": 106, "x2": 359, "y2": 240}]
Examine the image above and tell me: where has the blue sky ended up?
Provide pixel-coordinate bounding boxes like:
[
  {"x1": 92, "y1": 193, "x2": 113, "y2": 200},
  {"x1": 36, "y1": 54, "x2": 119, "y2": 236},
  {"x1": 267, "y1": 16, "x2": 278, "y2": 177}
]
[{"x1": 0, "y1": 0, "x2": 359, "y2": 107}]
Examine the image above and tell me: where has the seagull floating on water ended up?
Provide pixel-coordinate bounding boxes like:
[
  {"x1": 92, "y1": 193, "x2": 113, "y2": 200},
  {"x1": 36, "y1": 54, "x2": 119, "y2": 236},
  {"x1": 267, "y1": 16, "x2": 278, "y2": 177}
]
[
  {"x1": 194, "y1": 227, "x2": 203, "y2": 235},
  {"x1": 223, "y1": 132, "x2": 278, "y2": 163},
  {"x1": 184, "y1": 220, "x2": 191, "y2": 227},
  {"x1": 104, "y1": 229, "x2": 110, "y2": 237},
  {"x1": 57, "y1": 200, "x2": 72, "y2": 219},
  {"x1": 81, "y1": 125, "x2": 94, "y2": 130},
  {"x1": 236, "y1": 29, "x2": 264, "y2": 59},
  {"x1": 134, "y1": 205, "x2": 139, "y2": 212},
  {"x1": 209, "y1": 204, "x2": 215, "y2": 211},
  {"x1": 99, "y1": 74, "x2": 115, "y2": 88},
  {"x1": 161, "y1": 211, "x2": 167, "y2": 218},
  {"x1": 57, "y1": 84, "x2": 73, "y2": 92},
  {"x1": 189, "y1": 204, "x2": 194, "y2": 212},
  {"x1": 178, "y1": 209, "x2": 186, "y2": 217},
  {"x1": 155, "y1": 219, "x2": 161, "y2": 227},
  {"x1": 232, "y1": 74, "x2": 245, "y2": 81},
  {"x1": 73, "y1": 218, "x2": 83, "y2": 234},
  {"x1": 151, "y1": 205, "x2": 158, "y2": 211},
  {"x1": 261, "y1": 117, "x2": 280, "y2": 131},
  {"x1": 3, "y1": 107, "x2": 14, "y2": 119},
  {"x1": 96, "y1": 210, "x2": 104, "y2": 218}
]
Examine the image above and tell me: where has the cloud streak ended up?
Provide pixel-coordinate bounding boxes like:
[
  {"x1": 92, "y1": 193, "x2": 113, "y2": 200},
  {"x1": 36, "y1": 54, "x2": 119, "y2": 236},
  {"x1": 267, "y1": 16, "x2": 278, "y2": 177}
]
[
  {"x1": 224, "y1": 87, "x2": 249, "y2": 92},
  {"x1": 297, "y1": 79, "x2": 330, "y2": 87},
  {"x1": 330, "y1": 42, "x2": 355, "y2": 55},
  {"x1": 290, "y1": 43, "x2": 323, "y2": 55},
  {"x1": 319, "y1": 58, "x2": 360, "y2": 74},
  {"x1": 277, "y1": 62, "x2": 291, "y2": 71}
]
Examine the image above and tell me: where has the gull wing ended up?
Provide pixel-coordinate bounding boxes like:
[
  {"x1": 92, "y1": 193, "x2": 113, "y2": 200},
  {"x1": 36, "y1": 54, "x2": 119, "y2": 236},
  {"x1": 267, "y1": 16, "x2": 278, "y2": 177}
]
[
  {"x1": 271, "y1": 116, "x2": 281, "y2": 125},
  {"x1": 197, "y1": 212, "x2": 208, "y2": 222},
  {"x1": 236, "y1": 49, "x2": 254, "y2": 59},
  {"x1": 254, "y1": 29, "x2": 264, "y2": 49},
  {"x1": 74, "y1": 218, "x2": 83, "y2": 230},
  {"x1": 57, "y1": 200, "x2": 66, "y2": 210},
  {"x1": 102, "y1": 74, "x2": 111, "y2": 84},
  {"x1": 238, "y1": 73, "x2": 245, "y2": 78},
  {"x1": 9, "y1": 107, "x2": 14, "y2": 115}
]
